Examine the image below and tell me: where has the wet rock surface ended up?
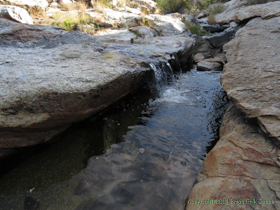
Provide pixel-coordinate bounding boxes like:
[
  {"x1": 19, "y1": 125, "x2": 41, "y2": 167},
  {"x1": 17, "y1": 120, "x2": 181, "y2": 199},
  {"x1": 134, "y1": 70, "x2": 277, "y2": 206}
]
[
  {"x1": 221, "y1": 16, "x2": 280, "y2": 146},
  {"x1": 0, "y1": 18, "x2": 194, "y2": 148},
  {"x1": 186, "y1": 105, "x2": 280, "y2": 210}
]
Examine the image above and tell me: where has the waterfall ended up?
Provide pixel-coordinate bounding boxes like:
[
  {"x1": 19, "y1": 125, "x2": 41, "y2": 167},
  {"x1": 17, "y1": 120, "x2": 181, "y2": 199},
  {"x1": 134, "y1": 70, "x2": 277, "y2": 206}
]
[{"x1": 149, "y1": 63, "x2": 163, "y2": 82}]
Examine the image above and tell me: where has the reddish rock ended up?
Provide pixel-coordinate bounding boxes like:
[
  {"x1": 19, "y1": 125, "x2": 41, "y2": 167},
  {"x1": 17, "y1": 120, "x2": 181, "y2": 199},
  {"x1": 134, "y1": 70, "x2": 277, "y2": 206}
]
[
  {"x1": 193, "y1": 53, "x2": 205, "y2": 63},
  {"x1": 221, "y1": 17, "x2": 280, "y2": 147},
  {"x1": 186, "y1": 105, "x2": 280, "y2": 210}
]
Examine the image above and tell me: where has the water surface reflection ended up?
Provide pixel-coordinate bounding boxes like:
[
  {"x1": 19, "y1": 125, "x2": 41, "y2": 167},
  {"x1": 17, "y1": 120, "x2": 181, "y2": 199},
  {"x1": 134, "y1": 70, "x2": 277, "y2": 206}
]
[{"x1": 0, "y1": 70, "x2": 228, "y2": 210}]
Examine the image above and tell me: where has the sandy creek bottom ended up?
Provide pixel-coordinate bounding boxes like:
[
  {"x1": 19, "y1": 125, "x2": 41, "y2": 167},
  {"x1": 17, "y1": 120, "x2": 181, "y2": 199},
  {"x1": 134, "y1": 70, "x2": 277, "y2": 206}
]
[{"x1": 0, "y1": 69, "x2": 228, "y2": 210}]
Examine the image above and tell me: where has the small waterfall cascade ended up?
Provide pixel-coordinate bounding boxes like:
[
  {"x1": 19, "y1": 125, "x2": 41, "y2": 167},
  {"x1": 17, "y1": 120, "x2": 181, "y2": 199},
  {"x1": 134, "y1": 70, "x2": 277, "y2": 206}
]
[{"x1": 149, "y1": 63, "x2": 163, "y2": 83}]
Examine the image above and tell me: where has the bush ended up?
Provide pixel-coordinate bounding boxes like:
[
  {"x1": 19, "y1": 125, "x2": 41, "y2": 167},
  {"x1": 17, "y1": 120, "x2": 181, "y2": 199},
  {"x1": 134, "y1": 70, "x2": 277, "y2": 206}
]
[
  {"x1": 208, "y1": 13, "x2": 217, "y2": 24},
  {"x1": 185, "y1": 21, "x2": 210, "y2": 36},
  {"x1": 155, "y1": 0, "x2": 190, "y2": 14}
]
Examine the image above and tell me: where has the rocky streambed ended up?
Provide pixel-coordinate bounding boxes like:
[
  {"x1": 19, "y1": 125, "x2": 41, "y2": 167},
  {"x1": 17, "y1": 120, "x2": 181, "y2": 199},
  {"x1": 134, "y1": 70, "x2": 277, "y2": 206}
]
[{"x1": 1, "y1": 0, "x2": 280, "y2": 209}]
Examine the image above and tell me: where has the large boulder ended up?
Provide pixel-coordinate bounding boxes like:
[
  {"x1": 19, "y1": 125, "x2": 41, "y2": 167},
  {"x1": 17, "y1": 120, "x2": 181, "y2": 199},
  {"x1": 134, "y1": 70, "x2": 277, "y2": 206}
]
[
  {"x1": 223, "y1": 0, "x2": 248, "y2": 10},
  {"x1": 145, "y1": 13, "x2": 186, "y2": 36},
  {"x1": 186, "y1": 105, "x2": 280, "y2": 210},
  {"x1": 0, "y1": 18, "x2": 195, "y2": 148},
  {"x1": 0, "y1": 0, "x2": 48, "y2": 11},
  {"x1": 221, "y1": 16, "x2": 280, "y2": 147},
  {"x1": 215, "y1": 1, "x2": 280, "y2": 24},
  {"x1": 0, "y1": 5, "x2": 33, "y2": 24}
]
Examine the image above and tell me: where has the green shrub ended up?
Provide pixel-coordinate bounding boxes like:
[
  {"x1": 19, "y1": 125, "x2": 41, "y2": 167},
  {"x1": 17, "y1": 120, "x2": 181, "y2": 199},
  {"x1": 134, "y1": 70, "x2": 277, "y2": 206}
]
[
  {"x1": 185, "y1": 21, "x2": 210, "y2": 36},
  {"x1": 155, "y1": 0, "x2": 190, "y2": 14}
]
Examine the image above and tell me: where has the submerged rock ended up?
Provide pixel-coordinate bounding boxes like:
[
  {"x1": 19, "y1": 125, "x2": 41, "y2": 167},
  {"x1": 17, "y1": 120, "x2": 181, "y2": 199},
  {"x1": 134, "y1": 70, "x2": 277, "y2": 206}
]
[
  {"x1": 221, "y1": 16, "x2": 280, "y2": 147},
  {"x1": 0, "y1": 18, "x2": 194, "y2": 148}
]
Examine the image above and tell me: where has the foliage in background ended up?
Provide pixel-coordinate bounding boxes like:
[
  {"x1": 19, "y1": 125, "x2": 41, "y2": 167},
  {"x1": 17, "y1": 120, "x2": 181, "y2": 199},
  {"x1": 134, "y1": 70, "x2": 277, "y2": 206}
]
[
  {"x1": 195, "y1": 0, "x2": 228, "y2": 13},
  {"x1": 155, "y1": 0, "x2": 190, "y2": 14},
  {"x1": 51, "y1": 12, "x2": 90, "y2": 31},
  {"x1": 185, "y1": 20, "x2": 210, "y2": 36},
  {"x1": 208, "y1": 3, "x2": 225, "y2": 14}
]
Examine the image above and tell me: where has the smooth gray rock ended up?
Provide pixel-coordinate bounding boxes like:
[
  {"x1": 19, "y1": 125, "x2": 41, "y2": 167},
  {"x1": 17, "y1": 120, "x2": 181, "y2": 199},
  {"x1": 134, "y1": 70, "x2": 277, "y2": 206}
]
[
  {"x1": 206, "y1": 27, "x2": 236, "y2": 48},
  {"x1": 146, "y1": 13, "x2": 186, "y2": 36},
  {"x1": 229, "y1": 21, "x2": 238, "y2": 27},
  {"x1": 93, "y1": 28, "x2": 136, "y2": 43},
  {"x1": 0, "y1": 18, "x2": 195, "y2": 148}
]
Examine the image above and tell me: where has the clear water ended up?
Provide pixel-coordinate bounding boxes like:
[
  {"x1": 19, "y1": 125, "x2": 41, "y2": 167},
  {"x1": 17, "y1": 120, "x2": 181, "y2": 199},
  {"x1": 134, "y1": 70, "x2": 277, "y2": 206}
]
[{"x1": 0, "y1": 69, "x2": 228, "y2": 210}]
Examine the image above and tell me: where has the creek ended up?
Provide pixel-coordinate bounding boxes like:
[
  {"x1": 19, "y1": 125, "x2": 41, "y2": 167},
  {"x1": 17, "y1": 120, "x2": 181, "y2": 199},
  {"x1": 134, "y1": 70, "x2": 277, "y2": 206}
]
[{"x1": 0, "y1": 67, "x2": 228, "y2": 210}]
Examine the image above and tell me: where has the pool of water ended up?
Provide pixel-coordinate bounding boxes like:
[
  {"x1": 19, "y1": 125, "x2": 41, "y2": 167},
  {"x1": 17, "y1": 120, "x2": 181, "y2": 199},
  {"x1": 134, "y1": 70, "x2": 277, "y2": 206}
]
[{"x1": 0, "y1": 69, "x2": 228, "y2": 210}]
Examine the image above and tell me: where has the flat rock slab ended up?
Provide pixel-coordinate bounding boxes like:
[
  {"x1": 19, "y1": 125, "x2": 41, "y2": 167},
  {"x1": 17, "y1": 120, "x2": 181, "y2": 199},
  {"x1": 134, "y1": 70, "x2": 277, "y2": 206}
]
[
  {"x1": 221, "y1": 17, "x2": 280, "y2": 146},
  {"x1": 0, "y1": 18, "x2": 194, "y2": 148},
  {"x1": 186, "y1": 105, "x2": 280, "y2": 210}
]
